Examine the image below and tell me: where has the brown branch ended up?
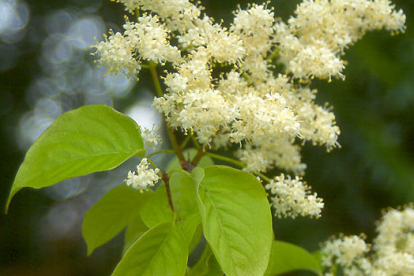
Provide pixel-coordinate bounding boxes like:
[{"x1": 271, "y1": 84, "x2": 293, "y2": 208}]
[
  {"x1": 162, "y1": 172, "x2": 174, "y2": 212},
  {"x1": 191, "y1": 147, "x2": 204, "y2": 167}
]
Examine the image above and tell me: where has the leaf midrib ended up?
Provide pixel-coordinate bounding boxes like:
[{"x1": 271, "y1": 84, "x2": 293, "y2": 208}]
[
  {"x1": 202, "y1": 185, "x2": 238, "y2": 274},
  {"x1": 17, "y1": 149, "x2": 144, "y2": 189},
  {"x1": 142, "y1": 228, "x2": 179, "y2": 276}
]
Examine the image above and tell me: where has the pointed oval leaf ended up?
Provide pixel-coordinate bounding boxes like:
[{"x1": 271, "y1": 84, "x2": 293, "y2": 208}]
[
  {"x1": 169, "y1": 170, "x2": 200, "y2": 220},
  {"x1": 264, "y1": 241, "x2": 322, "y2": 276},
  {"x1": 123, "y1": 214, "x2": 148, "y2": 254},
  {"x1": 179, "y1": 212, "x2": 202, "y2": 251},
  {"x1": 169, "y1": 171, "x2": 202, "y2": 251},
  {"x1": 82, "y1": 184, "x2": 150, "y2": 255},
  {"x1": 140, "y1": 185, "x2": 174, "y2": 228},
  {"x1": 7, "y1": 105, "x2": 145, "y2": 211},
  {"x1": 112, "y1": 222, "x2": 188, "y2": 276},
  {"x1": 196, "y1": 166, "x2": 273, "y2": 276}
]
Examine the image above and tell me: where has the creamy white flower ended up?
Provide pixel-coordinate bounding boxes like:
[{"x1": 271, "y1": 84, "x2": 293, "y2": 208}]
[
  {"x1": 141, "y1": 127, "x2": 162, "y2": 149},
  {"x1": 98, "y1": 0, "x2": 405, "y2": 187},
  {"x1": 178, "y1": 16, "x2": 245, "y2": 63},
  {"x1": 93, "y1": 31, "x2": 141, "y2": 78},
  {"x1": 124, "y1": 15, "x2": 182, "y2": 64},
  {"x1": 322, "y1": 235, "x2": 369, "y2": 268},
  {"x1": 275, "y1": 0, "x2": 405, "y2": 80},
  {"x1": 232, "y1": 4, "x2": 275, "y2": 55},
  {"x1": 321, "y1": 207, "x2": 414, "y2": 276},
  {"x1": 374, "y1": 207, "x2": 414, "y2": 257},
  {"x1": 124, "y1": 158, "x2": 160, "y2": 192},
  {"x1": 285, "y1": 87, "x2": 341, "y2": 150},
  {"x1": 265, "y1": 174, "x2": 324, "y2": 218}
]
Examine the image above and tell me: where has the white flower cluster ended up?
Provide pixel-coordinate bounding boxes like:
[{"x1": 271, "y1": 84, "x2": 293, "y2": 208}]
[
  {"x1": 94, "y1": 0, "x2": 405, "y2": 217},
  {"x1": 265, "y1": 174, "x2": 324, "y2": 218},
  {"x1": 124, "y1": 158, "x2": 160, "y2": 192},
  {"x1": 372, "y1": 207, "x2": 414, "y2": 275},
  {"x1": 321, "y1": 206, "x2": 414, "y2": 276},
  {"x1": 322, "y1": 235, "x2": 370, "y2": 272},
  {"x1": 113, "y1": 0, "x2": 201, "y2": 32},
  {"x1": 94, "y1": 14, "x2": 181, "y2": 77},
  {"x1": 276, "y1": 0, "x2": 406, "y2": 80}
]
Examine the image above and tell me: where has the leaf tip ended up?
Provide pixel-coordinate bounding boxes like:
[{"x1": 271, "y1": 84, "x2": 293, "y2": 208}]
[
  {"x1": 86, "y1": 247, "x2": 94, "y2": 257},
  {"x1": 5, "y1": 186, "x2": 21, "y2": 214}
]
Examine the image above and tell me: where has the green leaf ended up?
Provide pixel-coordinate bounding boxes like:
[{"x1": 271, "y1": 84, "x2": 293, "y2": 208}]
[
  {"x1": 123, "y1": 214, "x2": 148, "y2": 254},
  {"x1": 7, "y1": 105, "x2": 145, "y2": 212},
  {"x1": 169, "y1": 170, "x2": 200, "y2": 220},
  {"x1": 179, "y1": 212, "x2": 202, "y2": 251},
  {"x1": 196, "y1": 166, "x2": 273, "y2": 276},
  {"x1": 264, "y1": 241, "x2": 323, "y2": 276},
  {"x1": 188, "y1": 244, "x2": 223, "y2": 276},
  {"x1": 140, "y1": 184, "x2": 174, "y2": 228},
  {"x1": 166, "y1": 148, "x2": 214, "y2": 172},
  {"x1": 190, "y1": 167, "x2": 205, "y2": 186},
  {"x1": 82, "y1": 184, "x2": 150, "y2": 255},
  {"x1": 169, "y1": 171, "x2": 202, "y2": 251},
  {"x1": 112, "y1": 222, "x2": 188, "y2": 276},
  {"x1": 187, "y1": 224, "x2": 203, "y2": 253},
  {"x1": 169, "y1": 171, "x2": 190, "y2": 216}
]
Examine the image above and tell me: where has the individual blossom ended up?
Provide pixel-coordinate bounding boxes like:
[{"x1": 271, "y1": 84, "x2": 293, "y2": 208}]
[
  {"x1": 124, "y1": 158, "x2": 160, "y2": 192},
  {"x1": 141, "y1": 127, "x2": 162, "y2": 149},
  {"x1": 265, "y1": 173, "x2": 324, "y2": 218}
]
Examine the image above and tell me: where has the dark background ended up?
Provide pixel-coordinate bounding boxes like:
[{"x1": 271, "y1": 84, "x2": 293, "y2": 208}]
[{"x1": 1, "y1": 0, "x2": 413, "y2": 275}]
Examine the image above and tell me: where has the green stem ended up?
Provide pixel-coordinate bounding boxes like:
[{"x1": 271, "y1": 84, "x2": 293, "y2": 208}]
[
  {"x1": 205, "y1": 152, "x2": 245, "y2": 168},
  {"x1": 205, "y1": 152, "x2": 272, "y2": 182},
  {"x1": 148, "y1": 62, "x2": 186, "y2": 167},
  {"x1": 180, "y1": 135, "x2": 192, "y2": 149},
  {"x1": 181, "y1": 44, "x2": 196, "y2": 52},
  {"x1": 149, "y1": 62, "x2": 164, "y2": 98},
  {"x1": 191, "y1": 135, "x2": 201, "y2": 150},
  {"x1": 146, "y1": 158, "x2": 162, "y2": 177},
  {"x1": 146, "y1": 149, "x2": 175, "y2": 159},
  {"x1": 254, "y1": 172, "x2": 271, "y2": 183},
  {"x1": 167, "y1": 127, "x2": 186, "y2": 166},
  {"x1": 266, "y1": 47, "x2": 280, "y2": 63}
]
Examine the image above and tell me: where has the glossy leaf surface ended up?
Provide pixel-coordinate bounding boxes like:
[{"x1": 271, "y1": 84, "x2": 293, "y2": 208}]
[
  {"x1": 7, "y1": 105, "x2": 145, "y2": 211},
  {"x1": 112, "y1": 222, "x2": 188, "y2": 276},
  {"x1": 196, "y1": 166, "x2": 273, "y2": 276},
  {"x1": 82, "y1": 184, "x2": 149, "y2": 255},
  {"x1": 265, "y1": 241, "x2": 322, "y2": 276}
]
